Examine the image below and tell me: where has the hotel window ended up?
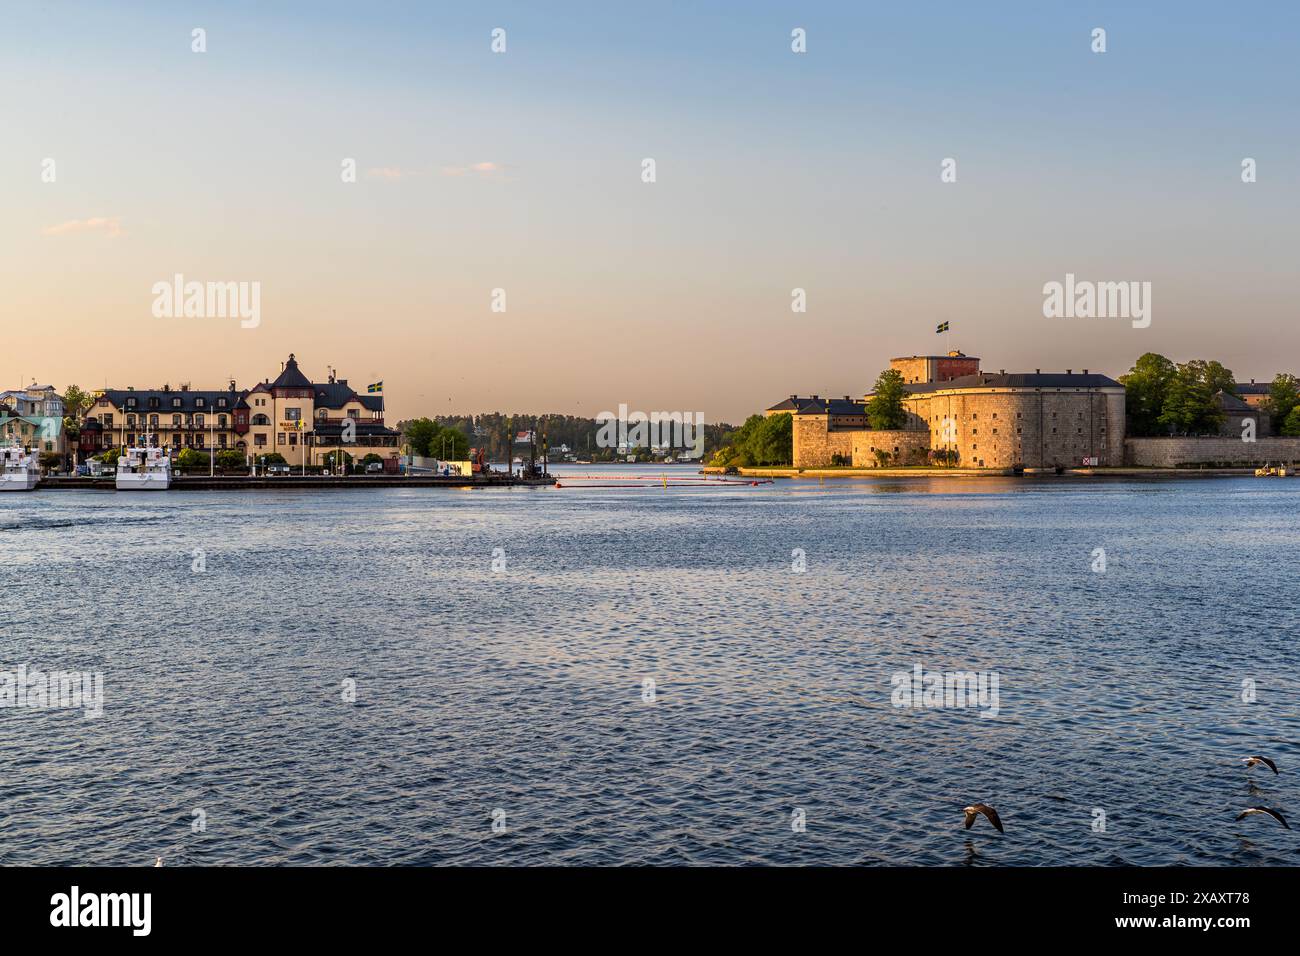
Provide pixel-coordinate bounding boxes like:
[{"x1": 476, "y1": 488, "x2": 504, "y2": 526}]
[
  {"x1": 196, "y1": 398, "x2": 206, "y2": 408},
  {"x1": 172, "y1": 398, "x2": 181, "y2": 408},
  {"x1": 197, "y1": 435, "x2": 205, "y2": 448},
  {"x1": 149, "y1": 397, "x2": 159, "y2": 409},
  {"x1": 218, "y1": 398, "x2": 228, "y2": 408},
  {"x1": 285, "y1": 407, "x2": 301, "y2": 421},
  {"x1": 126, "y1": 433, "x2": 136, "y2": 445},
  {"x1": 219, "y1": 434, "x2": 228, "y2": 447},
  {"x1": 172, "y1": 434, "x2": 181, "y2": 446},
  {"x1": 277, "y1": 433, "x2": 286, "y2": 445},
  {"x1": 103, "y1": 414, "x2": 114, "y2": 427},
  {"x1": 173, "y1": 414, "x2": 182, "y2": 427},
  {"x1": 254, "y1": 434, "x2": 267, "y2": 446},
  {"x1": 218, "y1": 415, "x2": 227, "y2": 428},
  {"x1": 103, "y1": 435, "x2": 112, "y2": 448},
  {"x1": 126, "y1": 398, "x2": 137, "y2": 409},
  {"x1": 195, "y1": 414, "x2": 205, "y2": 429},
  {"x1": 150, "y1": 415, "x2": 159, "y2": 428},
  {"x1": 127, "y1": 414, "x2": 136, "y2": 427}
]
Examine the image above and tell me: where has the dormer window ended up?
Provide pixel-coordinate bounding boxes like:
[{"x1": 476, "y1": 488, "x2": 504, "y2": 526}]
[
  {"x1": 196, "y1": 398, "x2": 206, "y2": 408},
  {"x1": 172, "y1": 398, "x2": 181, "y2": 408}
]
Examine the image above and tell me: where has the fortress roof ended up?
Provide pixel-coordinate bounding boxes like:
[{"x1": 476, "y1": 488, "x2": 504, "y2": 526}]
[
  {"x1": 904, "y1": 371, "x2": 1122, "y2": 393},
  {"x1": 767, "y1": 396, "x2": 865, "y2": 416}
]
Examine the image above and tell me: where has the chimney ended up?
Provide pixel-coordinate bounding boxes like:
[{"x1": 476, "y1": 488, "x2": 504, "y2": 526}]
[
  {"x1": 999, "y1": 369, "x2": 1005, "y2": 375},
  {"x1": 1083, "y1": 369, "x2": 1089, "y2": 374},
  {"x1": 1066, "y1": 369, "x2": 1072, "y2": 375},
  {"x1": 1035, "y1": 369, "x2": 1041, "y2": 374}
]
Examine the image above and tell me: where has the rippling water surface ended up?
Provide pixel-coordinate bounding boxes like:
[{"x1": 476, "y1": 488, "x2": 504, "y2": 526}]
[{"x1": 2, "y1": 468, "x2": 1298, "y2": 866}]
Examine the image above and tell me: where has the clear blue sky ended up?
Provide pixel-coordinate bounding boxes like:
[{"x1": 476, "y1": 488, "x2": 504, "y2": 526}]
[{"x1": 3, "y1": 1, "x2": 1297, "y2": 421}]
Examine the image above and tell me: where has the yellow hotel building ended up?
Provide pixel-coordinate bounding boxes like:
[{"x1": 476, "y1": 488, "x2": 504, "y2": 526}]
[{"x1": 84, "y1": 354, "x2": 400, "y2": 465}]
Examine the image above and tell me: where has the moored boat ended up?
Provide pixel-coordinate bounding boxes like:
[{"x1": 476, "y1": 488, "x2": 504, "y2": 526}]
[
  {"x1": 116, "y1": 444, "x2": 172, "y2": 490},
  {"x1": 0, "y1": 444, "x2": 39, "y2": 491}
]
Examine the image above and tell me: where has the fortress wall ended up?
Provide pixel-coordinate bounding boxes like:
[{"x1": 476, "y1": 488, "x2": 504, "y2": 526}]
[
  {"x1": 1125, "y1": 437, "x2": 1300, "y2": 467},
  {"x1": 850, "y1": 431, "x2": 930, "y2": 467}
]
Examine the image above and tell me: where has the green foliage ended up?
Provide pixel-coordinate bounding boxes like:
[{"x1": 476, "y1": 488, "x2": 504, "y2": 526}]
[
  {"x1": 866, "y1": 369, "x2": 908, "y2": 430},
  {"x1": 710, "y1": 413, "x2": 792, "y2": 468},
  {"x1": 1121, "y1": 353, "x2": 1230, "y2": 436},
  {"x1": 99, "y1": 448, "x2": 121, "y2": 466},
  {"x1": 403, "y1": 417, "x2": 470, "y2": 460},
  {"x1": 216, "y1": 450, "x2": 245, "y2": 470},
  {"x1": 259, "y1": 452, "x2": 287, "y2": 465},
  {"x1": 61, "y1": 384, "x2": 92, "y2": 420},
  {"x1": 873, "y1": 449, "x2": 892, "y2": 466},
  {"x1": 361, "y1": 453, "x2": 383, "y2": 465},
  {"x1": 1263, "y1": 373, "x2": 1300, "y2": 433},
  {"x1": 1282, "y1": 406, "x2": 1300, "y2": 437},
  {"x1": 176, "y1": 448, "x2": 209, "y2": 470},
  {"x1": 929, "y1": 448, "x2": 959, "y2": 466},
  {"x1": 39, "y1": 452, "x2": 62, "y2": 470}
]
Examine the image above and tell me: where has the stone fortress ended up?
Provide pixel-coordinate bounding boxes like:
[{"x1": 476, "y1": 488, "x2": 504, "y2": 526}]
[{"x1": 770, "y1": 350, "x2": 1300, "y2": 471}]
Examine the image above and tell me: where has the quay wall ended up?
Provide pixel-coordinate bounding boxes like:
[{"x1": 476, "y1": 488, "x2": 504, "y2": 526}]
[{"x1": 1124, "y1": 437, "x2": 1300, "y2": 467}]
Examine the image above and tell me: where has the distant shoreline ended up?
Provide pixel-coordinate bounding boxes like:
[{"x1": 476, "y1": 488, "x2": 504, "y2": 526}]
[{"x1": 703, "y1": 466, "x2": 1272, "y2": 479}]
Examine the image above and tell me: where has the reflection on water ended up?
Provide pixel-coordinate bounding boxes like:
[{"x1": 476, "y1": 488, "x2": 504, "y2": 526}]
[{"x1": 1, "y1": 470, "x2": 1297, "y2": 865}]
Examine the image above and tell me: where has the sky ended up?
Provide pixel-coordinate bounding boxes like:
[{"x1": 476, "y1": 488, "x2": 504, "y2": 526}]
[{"x1": 2, "y1": 1, "x2": 1298, "y2": 424}]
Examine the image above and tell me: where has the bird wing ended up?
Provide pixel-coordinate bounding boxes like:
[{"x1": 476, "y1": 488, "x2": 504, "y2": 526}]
[
  {"x1": 963, "y1": 811, "x2": 976, "y2": 830},
  {"x1": 1260, "y1": 756, "x2": 1279, "y2": 775},
  {"x1": 975, "y1": 804, "x2": 1004, "y2": 833},
  {"x1": 1262, "y1": 807, "x2": 1291, "y2": 829}
]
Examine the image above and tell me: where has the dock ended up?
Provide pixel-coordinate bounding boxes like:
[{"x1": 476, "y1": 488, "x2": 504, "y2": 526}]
[{"x1": 36, "y1": 474, "x2": 558, "y2": 490}]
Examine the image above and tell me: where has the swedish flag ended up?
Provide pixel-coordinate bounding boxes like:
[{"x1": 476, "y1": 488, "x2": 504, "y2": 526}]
[
  {"x1": 936, "y1": 321, "x2": 950, "y2": 334},
  {"x1": 367, "y1": 381, "x2": 383, "y2": 393}
]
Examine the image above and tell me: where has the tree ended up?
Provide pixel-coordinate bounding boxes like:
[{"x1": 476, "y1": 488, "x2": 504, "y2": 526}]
[
  {"x1": 216, "y1": 450, "x2": 245, "y2": 471},
  {"x1": 709, "y1": 414, "x2": 792, "y2": 468},
  {"x1": 1263, "y1": 373, "x2": 1300, "y2": 433},
  {"x1": 403, "y1": 418, "x2": 440, "y2": 456},
  {"x1": 39, "y1": 452, "x2": 62, "y2": 472},
  {"x1": 1282, "y1": 406, "x2": 1300, "y2": 437},
  {"x1": 176, "y1": 448, "x2": 208, "y2": 471},
  {"x1": 260, "y1": 452, "x2": 287, "y2": 465},
  {"x1": 866, "y1": 369, "x2": 908, "y2": 429},
  {"x1": 62, "y1": 385, "x2": 92, "y2": 420},
  {"x1": 1120, "y1": 353, "x2": 1175, "y2": 436}
]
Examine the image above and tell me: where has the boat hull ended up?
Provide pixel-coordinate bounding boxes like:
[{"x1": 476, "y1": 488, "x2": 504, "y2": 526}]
[
  {"x1": 0, "y1": 473, "x2": 39, "y2": 491},
  {"x1": 116, "y1": 474, "x2": 171, "y2": 491}
]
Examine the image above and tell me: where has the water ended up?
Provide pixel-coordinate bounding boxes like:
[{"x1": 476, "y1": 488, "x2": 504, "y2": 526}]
[{"x1": 1, "y1": 467, "x2": 1297, "y2": 866}]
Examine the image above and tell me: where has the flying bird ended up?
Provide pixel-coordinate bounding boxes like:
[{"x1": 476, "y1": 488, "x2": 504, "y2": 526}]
[
  {"x1": 963, "y1": 803, "x2": 1004, "y2": 834},
  {"x1": 1244, "y1": 756, "x2": 1279, "y2": 775},
  {"x1": 1235, "y1": 807, "x2": 1290, "y2": 829}
]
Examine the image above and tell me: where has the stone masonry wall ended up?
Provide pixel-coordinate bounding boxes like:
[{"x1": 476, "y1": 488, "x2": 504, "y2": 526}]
[
  {"x1": 1125, "y1": 437, "x2": 1300, "y2": 467},
  {"x1": 851, "y1": 430, "x2": 930, "y2": 467}
]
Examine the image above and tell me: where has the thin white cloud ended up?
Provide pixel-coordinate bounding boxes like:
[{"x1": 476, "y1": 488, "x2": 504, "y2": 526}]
[
  {"x1": 364, "y1": 167, "x2": 406, "y2": 181},
  {"x1": 42, "y1": 217, "x2": 125, "y2": 238},
  {"x1": 440, "y1": 161, "x2": 503, "y2": 178}
]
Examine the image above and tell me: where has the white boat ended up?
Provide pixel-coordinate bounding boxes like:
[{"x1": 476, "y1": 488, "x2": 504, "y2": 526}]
[
  {"x1": 116, "y1": 444, "x2": 172, "y2": 490},
  {"x1": 0, "y1": 444, "x2": 39, "y2": 491}
]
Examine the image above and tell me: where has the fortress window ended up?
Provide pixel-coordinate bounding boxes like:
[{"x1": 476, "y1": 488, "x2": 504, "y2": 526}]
[
  {"x1": 1051, "y1": 412, "x2": 1057, "y2": 418},
  {"x1": 1016, "y1": 412, "x2": 1022, "y2": 419},
  {"x1": 1016, "y1": 428, "x2": 1022, "y2": 435},
  {"x1": 992, "y1": 413, "x2": 998, "y2": 419},
  {"x1": 1077, "y1": 428, "x2": 1083, "y2": 434},
  {"x1": 992, "y1": 428, "x2": 998, "y2": 434},
  {"x1": 1051, "y1": 427, "x2": 1057, "y2": 434}
]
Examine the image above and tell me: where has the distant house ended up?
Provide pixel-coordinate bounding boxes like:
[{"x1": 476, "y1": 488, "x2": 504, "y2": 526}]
[{"x1": 1215, "y1": 389, "x2": 1269, "y2": 437}]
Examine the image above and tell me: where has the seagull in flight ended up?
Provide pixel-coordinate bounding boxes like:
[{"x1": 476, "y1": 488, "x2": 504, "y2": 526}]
[
  {"x1": 963, "y1": 803, "x2": 1004, "y2": 834},
  {"x1": 1235, "y1": 807, "x2": 1290, "y2": 829},
  {"x1": 1244, "y1": 756, "x2": 1279, "y2": 775}
]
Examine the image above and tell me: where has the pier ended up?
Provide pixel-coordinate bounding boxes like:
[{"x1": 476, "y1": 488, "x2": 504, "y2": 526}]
[{"x1": 36, "y1": 474, "x2": 557, "y2": 490}]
